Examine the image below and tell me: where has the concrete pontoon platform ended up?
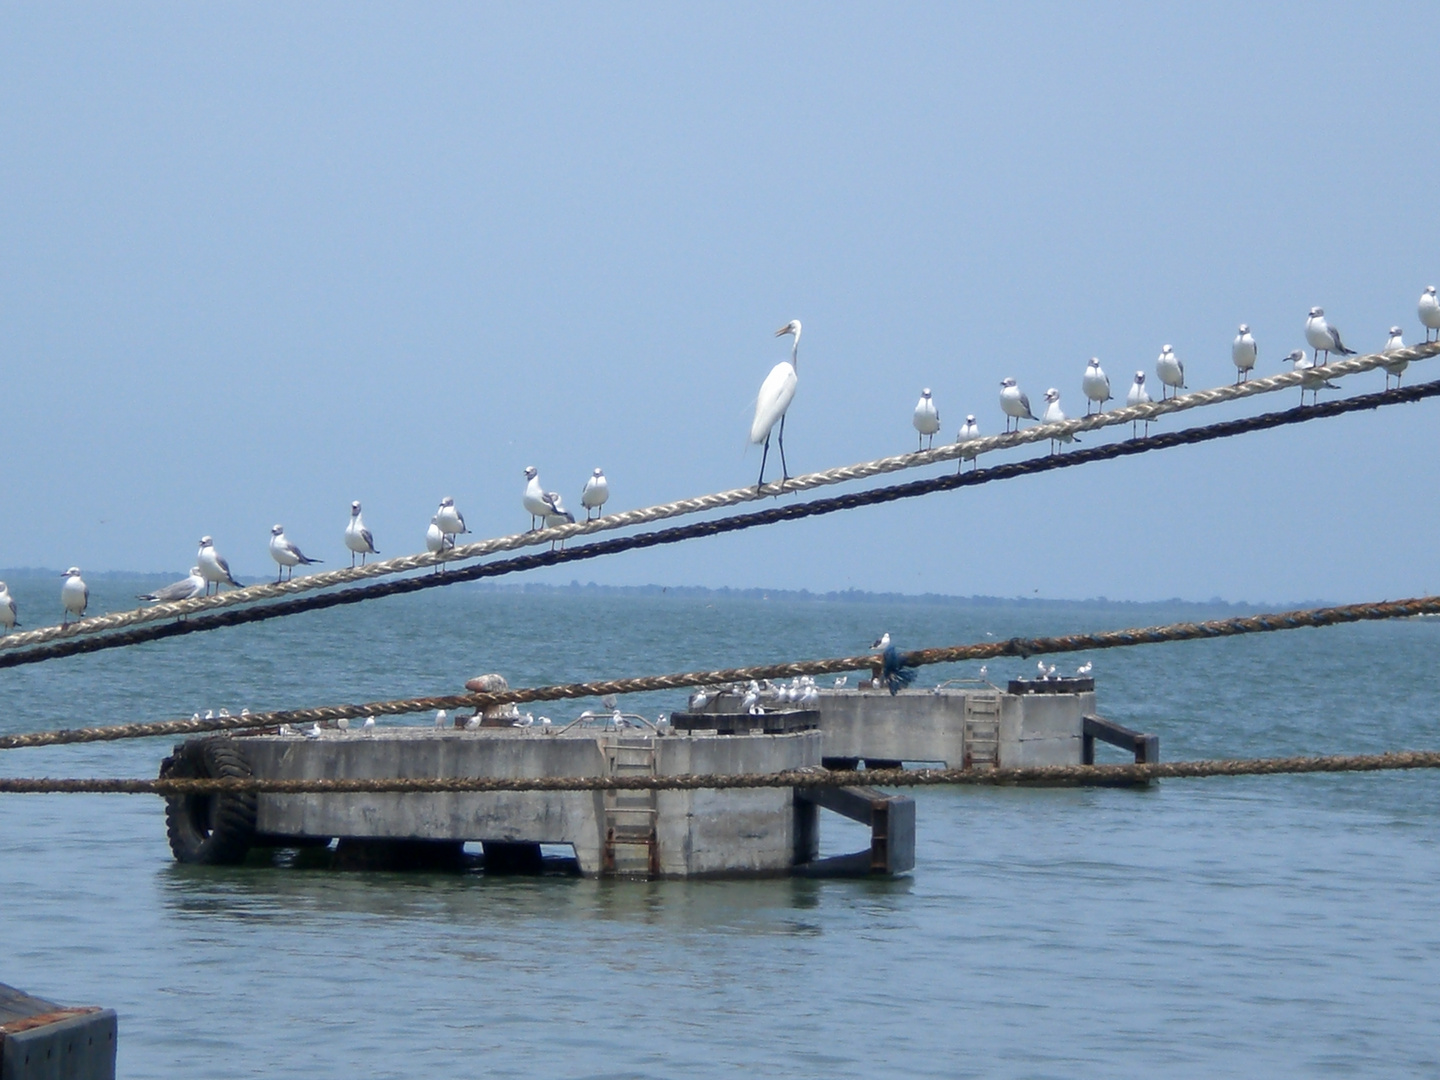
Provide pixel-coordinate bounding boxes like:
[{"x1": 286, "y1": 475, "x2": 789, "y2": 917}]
[
  {"x1": 165, "y1": 725, "x2": 915, "y2": 879},
  {"x1": 0, "y1": 982, "x2": 115, "y2": 1080}
]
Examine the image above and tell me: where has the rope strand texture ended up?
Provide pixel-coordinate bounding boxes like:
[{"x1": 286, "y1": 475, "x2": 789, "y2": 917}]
[
  {"x1": 5, "y1": 341, "x2": 1433, "y2": 655},
  {"x1": 3, "y1": 749, "x2": 1440, "y2": 794},
  {"x1": 4, "y1": 378, "x2": 1440, "y2": 672},
  {"x1": 3, "y1": 593, "x2": 1438, "y2": 751}
]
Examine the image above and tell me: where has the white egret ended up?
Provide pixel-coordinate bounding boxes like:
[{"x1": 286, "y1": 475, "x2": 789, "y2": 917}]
[
  {"x1": 345, "y1": 501, "x2": 379, "y2": 567},
  {"x1": 197, "y1": 537, "x2": 241, "y2": 595},
  {"x1": 581, "y1": 468, "x2": 609, "y2": 520},
  {"x1": 999, "y1": 377, "x2": 1037, "y2": 431},
  {"x1": 269, "y1": 524, "x2": 322, "y2": 582},
  {"x1": 912, "y1": 388, "x2": 940, "y2": 450},
  {"x1": 1304, "y1": 307, "x2": 1356, "y2": 364},
  {"x1": 750, "y1": 320, "x2": 801, "y2": 491},
  {"x1": 61, "y1": 567, "x2": 88, "y2": 624},
  {"x1": 1082, "y1": 358, "x2": 1111, "y2": 414},
  {"x1": 1232, "y1": 325, "x2": 1257, "y2": 383},
  {"x1": 1156, "y1": 345, "x2": 1185, "y2": 399}
]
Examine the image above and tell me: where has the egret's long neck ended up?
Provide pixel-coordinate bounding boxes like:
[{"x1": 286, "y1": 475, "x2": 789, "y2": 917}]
[{"x1": 790, "y1": 329, "x2": 800, "y2": 369}]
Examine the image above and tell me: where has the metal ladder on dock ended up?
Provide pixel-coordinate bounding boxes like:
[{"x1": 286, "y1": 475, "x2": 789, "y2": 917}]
[
  {"x1": 601, "y1": 736, "x2": 659, "y2": 877},
  {"x1": 963, "y1": 691, "x2": 1001, "y2": 769}
]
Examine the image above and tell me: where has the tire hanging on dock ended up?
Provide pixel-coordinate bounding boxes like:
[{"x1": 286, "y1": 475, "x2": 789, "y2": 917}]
[{"x1": 159, "y1": 738, "x2": 257, "y2": 865}]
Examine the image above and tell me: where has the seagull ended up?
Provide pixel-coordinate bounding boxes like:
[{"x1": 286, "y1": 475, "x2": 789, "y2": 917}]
[
  {"x1": 912, "y1": 388, "x2": 940, "y2": 450},
  {"x1": 978, "y1": 664, "x2": 988, "y2": 681},
  {"x1": 581, "y1": 468, "x2": 609, "y2": 520},
  {"x1": 425, "y1": 515, "x2": 453, "y2": 572},
  {"x1": 362, "y1": 716, "x2": 376, "y2": 733},
  {"x1": 204, "y1": 709, "x2": 214, "y2": 720},
  {"x1": 1041, "y1": 389, "x2": 1078, "y2": 454},
  {"x1": 345, "y1": 501, "x2": 379, "y2": 567},
  {"x1": 957, "y1": 415, "x2": 980, "y2": 472},
  {"x1": 197, "y1": 537, "x2": 241, "y2": 595},
  {"x1": 741, "y1": 687, "x2": 760, "y2": 711},
  {"x1": 435, "y1": 497, "x2": 469, "y2": 542},
  {"x1": 541, "y1": 492, "x2": 574, "y2": 550},
  {"x1": 1156, "y1": 345, "x2": 1185, "y2": 399},
  {"x1": 337, "y1": 717, "x2": 349, "y2": 731},
  {"x1": 1421, "y1": 286, "x2": 1440, "y2": 342},
  {"x1": 1076, "y1": 661, "x2": 1093, "y2": 676},
  {"x1": 871, "y1": 633, "x2": 917, "y2": 695},
  {"x1": 269, "y1": 524, "x2": 322, "y2": 583},
  {"x1": 0, "y1": 581, "x2": 17, "y2": 633},
  {"x1": 522, "y1": 467, "x2": 550, "y2": 529},
  {"x1": 1082, "y1": 358, "x2": 1111, "y2": 415},
  {"x1": 1381, "y1": 326, "x2": 1408, "y2": 388},
  {"x1": 1125, "y1": 372, "x2": 1152, "y2": 437},
  {"x1": 1286, "y1": 348, "x2": 1340, "y2": 405},
  {"x1": 751, "y1": 320, "x2": 802, "y2": 492},
  {"x1": 1304, "y1": 307, "x2": 1356, "y2": 364},
  {"x1": 435, "y1": 709, "x2": 448, "y2": 728},
  {"x1": 690, "y1": 690, "x2": 710, "y2": 709},
  {"x1": 1232, "y1": 325, "x2": 1257, "y2": 383},
  {"x1": 464, "y1": 713, "x2": 481, "y2": 730},
  {"x1": 833, "y1": 675, "x2": 848, "y2": 688},
  {"x1": 305, "y1": 723, "x2": 322, "y2": 739},
  {"x1": 999, "y1": 377, "x2": 1037, "y2": 432},
  {"x1": 137, "y1": 567, "x2": 206, "y2": 604},
  {"x1": 1037, "y1": 658, "x2": 1048, "y2": 680}
]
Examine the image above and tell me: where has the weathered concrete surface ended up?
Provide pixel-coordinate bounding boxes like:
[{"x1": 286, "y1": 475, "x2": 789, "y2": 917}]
[
  {"x1": 0, "y1": 982, "x2": 116, "y2": 1080},
  {"x1": 812, "y1": 688, "x2": 1093, "y2": 767},
  {"x1": 241, "y1": 728, "x2": 820, "y2": 878}
]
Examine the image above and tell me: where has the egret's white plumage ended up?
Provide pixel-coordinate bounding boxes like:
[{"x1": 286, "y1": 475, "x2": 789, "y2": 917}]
[
  {"x1": 61, "y1": 567, "x2": 88, "y2": 623},
  {"x1": 436, "y1": 496, "x2": 468, "y2": 539},
  {"x1": 1232, "y1": 325, "x2": 1257, "y2": 383},
  {"x1": 1082, "y1": 358, "x2": 1111, "y2": 414},
  {"x1": 1381, "y1": 326, "x2": 1408, "y2": 387},
  {"x1": 1304, "y1": 307, "x2": 1356, "y2": 363},
  {"x1": 345, "y1": 501, "x2": 379, "y2": 566},
  {"x1": 750, "y1": 320, "x2": 801, "y2": 490},
  {"x1": 1156, "y1": 345, "x2": 1185, "y2": 398},
  {"x1": 137, "y1": 567, "x2": 206, "y2": 604},
  {"x1": 0, "y1": 581, "x2": 17, "y2": 632},
  {"x1": 1419, "y1": 286, "x2": 1440, "y2": 341},
  {"x1": 197, "y1": 537, "x2": 241, "y2": 595},
  {"x1": 581, "y1": 468, "x2": 609, "y2": 520},
  {"x1": 269, "y1": 524, "x2": 321, "y2": 582},
  {"x1": 999, "y1": 377, "x2": 1036, "y2": 431},
  {"x1": 912, "y1": 388, "x2": 940, "y2": 450}
]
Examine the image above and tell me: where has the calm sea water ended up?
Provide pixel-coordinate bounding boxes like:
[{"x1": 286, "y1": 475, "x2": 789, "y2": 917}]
[{"x1": 2, "y1": 575, "x2": 1439, "y2": 1078}]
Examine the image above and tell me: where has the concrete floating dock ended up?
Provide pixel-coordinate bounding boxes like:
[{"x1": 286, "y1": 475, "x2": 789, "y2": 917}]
[
  {"x1": 162, "y1": 722, "x2": 915, "y2": 879},
  {"x1": 0, "y1": 982, "x2": 115, "y2": 1080}
]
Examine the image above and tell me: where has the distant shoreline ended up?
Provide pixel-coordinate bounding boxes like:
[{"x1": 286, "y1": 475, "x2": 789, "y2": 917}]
[{"x1": 0, "y1": 566, "x2": 1323, "y2": 612}]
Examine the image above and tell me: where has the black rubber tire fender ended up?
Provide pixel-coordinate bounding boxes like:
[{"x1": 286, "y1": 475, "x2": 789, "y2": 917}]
[{"x1": 160, "y1": 738, "x2": 257, "y2": 865}]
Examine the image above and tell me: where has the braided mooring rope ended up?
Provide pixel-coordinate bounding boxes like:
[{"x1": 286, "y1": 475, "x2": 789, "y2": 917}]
[
  {"x1": 3, "y1": 592, "x2": 1437, "y2": 751},
  {"x1": 5, "y1": 378, "x2": 1440, "y2": 672},
  {"x1": 5, "y1": 341, "x2": 1433, "y2": 655},
  {"x1": 2, "y1": 749, "x2": 1439, "y2": 794}
]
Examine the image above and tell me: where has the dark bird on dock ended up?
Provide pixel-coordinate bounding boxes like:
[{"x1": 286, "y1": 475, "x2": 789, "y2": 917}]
[{"x1": 871, "y1": 632, "x2": 917, "y2": 695}]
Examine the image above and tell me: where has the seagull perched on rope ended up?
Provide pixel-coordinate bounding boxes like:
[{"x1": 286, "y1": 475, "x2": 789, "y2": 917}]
[
  {"x1": 581, "y1": 468, "x2": 609, "y2": 520},
  {"x1": 912, "y1": 388, "x2": 940, "y2": 450},
  {"x1": 542, "y1": 491, "x2": 574, "y2": 550},
  {"x1": 1041, "y1": 389, "x2": 1079, "y2": 454},
  {"x1": 523, "y1": 467, "x2": 550, "y2": 530},
  {"x1": 0, "y1": 582, "x2": 17, "y2": 633},
  {"x1": 435, "y1": 497, "x2": 469, "y2": 543},
  {"x1": 956, "y1": 415, "x2": 980, "y2": 472},
  {"x1": 1286, "y1": 348, "x2": 1340, "y2": 405},
  {"x1": 269, "y1": 524, "x2": 322, "y2": 582},
  {"x1": 750, "y1": 320, "x2": 802, "y2": 492},
  {"x1": 1082, "y1": 358, "x2": 1111, "y2": 415},
  {"x1": 1421, "y1": 286, "x2": 1440, "y2": 342},
  {"x1": 1155, "y1": 345, "x2": 1185, "y2": 399},
  {"x1": 999, "y1": 377, "x2": 1037, "y2": 432},
  {"x1": 137, "y1": 567, "x2": 206, "y2": 604},
  {"x1": 871, "y1": 632, "x2": 917, "y2": 695},
  {"x1": 1304, "y1": 307, "x2": 1356, "y2": 365},
  {"x1": 425, "y1": 515, "x2": 453, "y2": 573},
  {"x1": 197, "y1": 537, "x2": 242, "y2": 594},
  {"x1": 61, "y1": 567, "x2": 88, "y2": 624},
  {"x1": 1232, "y1": 325, "x2": 1257, "y2": 383},
  {"x1": 1380, "y1": 326, "x2": 1408, "y2": 388},
  {"x1": 345, "y1": 501, "x2": 379, "y2": 567},
  {"x1": 1125, "y1": 372, "x2": 1152, "y2": 437}
]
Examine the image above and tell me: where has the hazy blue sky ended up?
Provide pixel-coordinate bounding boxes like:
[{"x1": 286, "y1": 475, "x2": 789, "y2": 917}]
[{"x1": 2, "y1": 3, "x2": 1437, "y2": 602}]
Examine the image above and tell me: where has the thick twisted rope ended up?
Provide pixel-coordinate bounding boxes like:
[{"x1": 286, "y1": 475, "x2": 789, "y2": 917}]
[
  {"x1": 5, "y1": 378, "x2": 1440, "y2": 672},
  {"x1": 3, "y1": 593, "x2": 1438, "y2": 751},
  {"x1": 6, "y1": 341, "x2": 1433, "y2": 655},
  {"x1": 3, "y1": 750, "x2": 1440, "y2": 794}
]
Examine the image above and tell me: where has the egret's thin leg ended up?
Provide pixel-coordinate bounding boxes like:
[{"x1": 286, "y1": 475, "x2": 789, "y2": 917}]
[
  {"x1": 756, "y1": 434, "x2": 771, "y2": 493},
  {"x1": 777, "y1": 414, "x2": 789, "y2": 484}
]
